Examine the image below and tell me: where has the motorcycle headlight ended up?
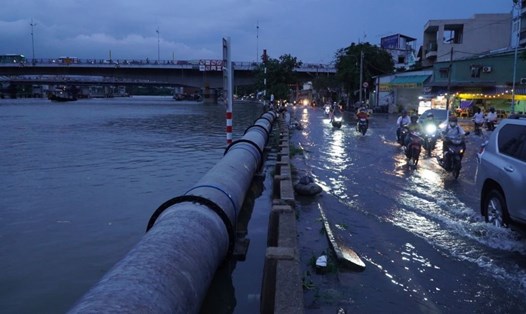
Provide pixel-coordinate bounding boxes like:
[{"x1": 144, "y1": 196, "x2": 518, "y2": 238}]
[
  {"x1": 334, "y1": 116, "x2": 342, "y2": 122},
  {"x1": 425, "y1": 124, "x2": 437, "y2": 134}
]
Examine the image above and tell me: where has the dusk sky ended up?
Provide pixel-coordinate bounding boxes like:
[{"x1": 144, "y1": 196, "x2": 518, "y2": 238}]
[{"x1": 0, "y1": 1, "x2": 514, "y2": 64}]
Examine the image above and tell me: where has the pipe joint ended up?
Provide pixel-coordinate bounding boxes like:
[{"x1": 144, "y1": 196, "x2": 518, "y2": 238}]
[{"x1": 146, "y1": 195, "x2": 236, "y2": 255}]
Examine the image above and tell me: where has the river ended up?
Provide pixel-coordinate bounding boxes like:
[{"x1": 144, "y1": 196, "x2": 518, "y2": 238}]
[{"x1": 0, "y1": 96, "x2": 267, "y2": 314}]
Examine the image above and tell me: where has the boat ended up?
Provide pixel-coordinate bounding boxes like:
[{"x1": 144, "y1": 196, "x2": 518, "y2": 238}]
[{"x1": 48, "y1": 86, "x2": 78, "y2": 102}]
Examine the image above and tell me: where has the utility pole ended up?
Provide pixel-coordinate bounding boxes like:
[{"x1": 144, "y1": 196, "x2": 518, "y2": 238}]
[
  {"x1": 446, "y1": 47, "x2": 453, "y2": 116},
  {"x1": 512, "y1": 0, "x2": 521, "y2": 114},
  {"x1": 30, "y1": 18, "x2": 36, "y2": 65},
  {"x1": 263, "y1": 49, "x2": 268, "y2": 107},
  {"x1": 156, "y1": 27, "x2": 160, "y2": 62},
  {"x1": 256, "y1": 21, "x2": 259, "y2": 63},
  {"x1": 359, "y1": 50, "x2": 364, "y2": 104}
]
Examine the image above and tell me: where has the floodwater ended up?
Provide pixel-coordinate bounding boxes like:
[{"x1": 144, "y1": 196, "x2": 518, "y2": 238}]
[
  {"x1": 290, "y1": 106, "x2": 526, "y2": 313},
  {"x1": 0, "y1": 96, "x2": 268, "y2": 314}
]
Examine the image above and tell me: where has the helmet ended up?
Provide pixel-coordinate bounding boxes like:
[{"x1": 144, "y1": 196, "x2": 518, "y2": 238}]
[
  {"x1": 449, "y1": 115, "x2": 458, "y2": 127},
  {"x1": 402, "y1": 109, "x2": 408, "y2": 115},
  {"x1": 360, "y1": 108, "x2": 366, "y2": 113},
  {"x1": 426, "y1": 112, "x2": 434, "y2": 118},
  {"x1": 410, "y1": 115, "x2": 418, "y2": 123}
]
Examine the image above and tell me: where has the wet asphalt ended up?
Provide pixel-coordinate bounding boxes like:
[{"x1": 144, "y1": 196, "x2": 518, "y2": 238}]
[{"x1": 288, "y1": 106, "x2": 526, "y2": 314}]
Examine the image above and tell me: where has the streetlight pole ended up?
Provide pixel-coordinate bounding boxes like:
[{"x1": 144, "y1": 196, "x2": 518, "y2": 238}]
[
  {"x1": 30, "y1": 18, "x2": 36, "y2": 65},
  {"x1": 359, "y1": 50, "x2": 364, "y2": 104},
  {"x1": 446, "y1": 47, "x2": 453, "y2": 116},
  {"x1": 511, "y1": 0, "x2": 521, "y2": 114},
  {"x1": 156, "y1": 27, "x2": 160, "y2": 62},
  {"x1": 256, "y1": 21, "x2": 259, "y2": 63}
]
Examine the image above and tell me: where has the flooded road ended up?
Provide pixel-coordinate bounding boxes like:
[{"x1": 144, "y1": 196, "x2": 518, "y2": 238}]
[{"x1": 290, "y1": 106, "x2": 526, "y2": 313}]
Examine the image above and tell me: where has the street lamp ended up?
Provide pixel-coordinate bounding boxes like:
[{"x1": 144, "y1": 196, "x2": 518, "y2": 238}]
[
  {"x1": 156, "y1": 27, "x2": 160, "y2": 62},
  {"x1": 30, "y1": 18, "x2": 36, "y2": 65},
  {"x1": 511, "y1": 0, "x2": 521, "y2": 114}
]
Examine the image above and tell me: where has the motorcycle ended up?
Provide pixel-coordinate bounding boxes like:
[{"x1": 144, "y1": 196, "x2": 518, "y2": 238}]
[
  {"x1": 473, "y1": 120, "x2": 483, "y2": 136},
  {"x1": 486, "y1": 119, "x2": 496, "y2": 131},
  {"x1": 397, "y1": 125, "x2": 409, "y2": 146},
  {"x1": 324, "y1": 105, "x2": 331, "y2": 116},
  {"x1": 332, "y1": 114, "x2": 343, "y2": 129},
  {"x1": 405, "y1": 131, "x2": 423, "y2": 168},
  {"x1": 356, "y1": 118, "x2": 368, "y2": 135},
  {"x1": 422, "y1": 123, "x2": 438, "y2": 157},
  {"x1": 438, "y1": 133, "x2": 469, "y2": 179}
]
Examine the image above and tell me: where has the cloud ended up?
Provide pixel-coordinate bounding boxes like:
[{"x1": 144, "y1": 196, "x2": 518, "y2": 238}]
[{"x1": 0, "y1": 0, "x2": 512, "y2": 63}]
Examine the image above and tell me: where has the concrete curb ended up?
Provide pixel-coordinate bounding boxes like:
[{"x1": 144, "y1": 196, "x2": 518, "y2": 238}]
[{"x1": 260, "y1": 117, "x2": 304, "y2": 314}]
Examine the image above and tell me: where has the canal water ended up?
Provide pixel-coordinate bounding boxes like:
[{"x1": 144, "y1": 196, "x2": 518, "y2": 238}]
[{"x1": 0, "y1": 96, "x2": 268, "y2": 313}]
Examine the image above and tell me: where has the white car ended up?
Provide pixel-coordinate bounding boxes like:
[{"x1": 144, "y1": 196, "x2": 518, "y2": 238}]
[{"x1": 475, "y1": 115, "x2": 526, "y2": 227}]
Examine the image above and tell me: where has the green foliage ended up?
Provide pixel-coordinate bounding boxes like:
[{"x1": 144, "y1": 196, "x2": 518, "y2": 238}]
[
  {"x1": 335, "y1": 42, "x2": 394, "y2": 103},
  {"x1": 255, "y1": 53, "x2": 303, "y2": 100}
]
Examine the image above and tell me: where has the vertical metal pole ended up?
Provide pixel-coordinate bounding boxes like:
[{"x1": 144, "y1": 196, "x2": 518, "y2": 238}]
[
  {"x1": 30, "y1": 18, "x2": 36, "y2": 65},
  {"x1": 223, "y1": 37, "x2": 233, "y2": 145},
  {"x1": 359, "y1": 50, "x2": 364, "y2": 104},
  {"x1": 512, "y1": 1, "x2": 521, "y2": 114},
  {"x1": 446, "y1": 47, "x2": 453, "y2": 117},
  {"x1": 256, "y1": 21, "x2": 259, "y2": 63},
  {"x1": 156, "y1": 27, "x2": 160, "y2": 62}
]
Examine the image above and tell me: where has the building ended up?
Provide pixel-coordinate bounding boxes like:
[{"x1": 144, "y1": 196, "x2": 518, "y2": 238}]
[
  {"x1": 422, "y1": 13, "x2": 512, "y2": 67},
  {"x1": 425, "y1": 48, "x2": 526, "y2": 115},
  {"x1": 373, "y1": 70, "x2": 432, "y2": 113},
  {"x1": 380, "y1": 34, "x2": 418, "y2": 70}
]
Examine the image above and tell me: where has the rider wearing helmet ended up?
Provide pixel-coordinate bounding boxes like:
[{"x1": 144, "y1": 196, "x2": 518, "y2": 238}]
[
  {"x1": 425, "y1": 111, "x2": 434, "y2": 120},
  {"x1": 441, "y1": 115, "x2": 466, "y2": 168},
  {"x1": 404, "y1": 115, "x2": 422, "y2": 148},
  {"x1": 356, "y1": 107, "x2": 369, "y2": 121},
  {"x1": 396, "y1": 110, "x2": 411, "y2": 142}
]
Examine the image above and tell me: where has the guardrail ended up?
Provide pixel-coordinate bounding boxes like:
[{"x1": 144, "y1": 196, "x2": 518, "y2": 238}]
[{"x1": 0, "y1": 58, "x2": 336, "y2": 73}]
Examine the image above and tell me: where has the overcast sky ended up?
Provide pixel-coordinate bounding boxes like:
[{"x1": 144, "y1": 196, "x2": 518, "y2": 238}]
[{"x1": 0, "y1": 0, "x2": 513, "y2": 64}]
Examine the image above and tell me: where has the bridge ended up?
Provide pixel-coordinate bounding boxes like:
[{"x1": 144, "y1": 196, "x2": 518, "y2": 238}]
[{"x1": 0, "y1": 58, "x2": 336, "y2": 90}]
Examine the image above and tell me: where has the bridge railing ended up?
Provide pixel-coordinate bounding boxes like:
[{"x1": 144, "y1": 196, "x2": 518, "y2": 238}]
[{"x1": 1, "y1": 58, "x2": 336, "y2": 73}]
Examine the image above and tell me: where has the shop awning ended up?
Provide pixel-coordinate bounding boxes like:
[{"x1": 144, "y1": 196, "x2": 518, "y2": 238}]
[{"x1": 389, "y1": 75, "x2": 430, "y2": 87}]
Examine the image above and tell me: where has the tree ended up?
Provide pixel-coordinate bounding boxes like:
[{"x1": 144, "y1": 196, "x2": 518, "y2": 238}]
[
  {"x1": 335, "y1": 42, "x2": 394, "y2": 104},
  {"x1": 255, "y1": 53, "x2": 303, "y2": 101}
]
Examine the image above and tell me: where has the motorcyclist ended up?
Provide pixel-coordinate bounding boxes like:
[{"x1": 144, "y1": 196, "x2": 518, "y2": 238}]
[
  {"x1": 331, "y1": 103, "x2": 342, "y2": 122},
  {"x1": 485, "y1": 107, "x2": 498, "y2": 130},
  {"x1": 356, "y1": 107, "x2": 369, "y2": 125},
  {"x1": 421, "y1": 111, "x2": 438, "y2": 154},
  {"x1": 472, "y1": 107, "x2": 485, "y2": 134},
  {"x1": 396, "y1": 110, "x2": 411, "y2": 142},
  {"x1": 473, "y1": 107, "x2": 485, "y2": 124},
  {"x1": 421, "y1": 111, "x2": 437, "y2": 129},
  {"x1": 441, "y1": 115, "x2": 466, "y2": 168},
  {"x1": 404, "y1": 115, "x2": 422, "y2": 147}
]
